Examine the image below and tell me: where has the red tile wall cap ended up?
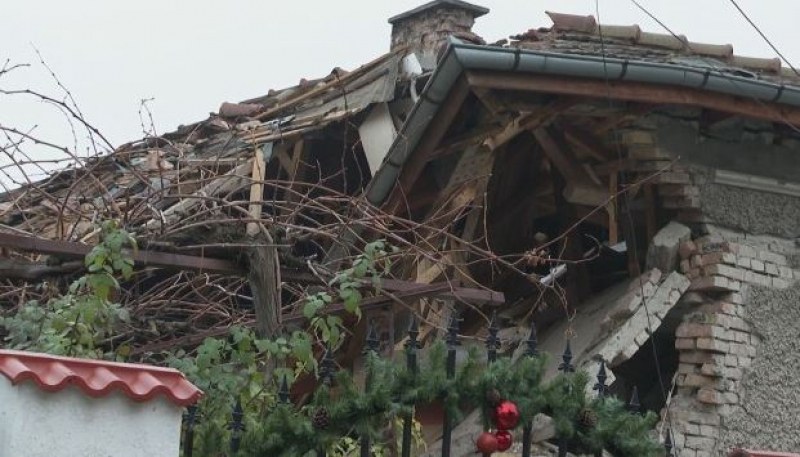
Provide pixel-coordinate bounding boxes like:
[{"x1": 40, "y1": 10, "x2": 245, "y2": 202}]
[
  {"x1": 729, "y1": 449, "x2": 800, "y2": 457},
  {"x1": 0, "y1": 349, "x2": 203, "y2": 407}
]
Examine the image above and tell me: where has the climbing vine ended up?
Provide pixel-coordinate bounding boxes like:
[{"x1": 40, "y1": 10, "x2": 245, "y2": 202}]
[{"x1": 1, "y1": 220, "x2": 135, "y2": 359}]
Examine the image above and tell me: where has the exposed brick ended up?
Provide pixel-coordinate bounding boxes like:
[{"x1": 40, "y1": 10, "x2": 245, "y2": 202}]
[
  {"x1": 679, "y1": 240, "x2": 698, "y2": 259},
  {"x1": 736, "y1": 256, "x2": 751, "y2": 268},
  {"x1": 700, "y1": 363, "x2": 723, "y2": 377},
  {"x1": 744, "y1": 270, "x2": 772, "y2": 287},
  {"x1": 696, "y1": 338, "x2": 729, "y2": 353},
  {"x1": 676, "y1": 323, "x2": 723, "y2": 339},
  {"x1": 738, "y1": 244, "x2": 757, "y2": 258},
  {"x1": 690, "y1": 276, "x2": 733, "y2": 292},
  {"x1": 778, "y1": 265, "x2": 794, "y2": 279},
  {"x1": 758, "y1": 250, "x2": 788, "y2": 265},
  {"x1": 773, "y1": 277, "x2": 791, "y2": 289},
  {"x1": 681, "y1": 352, "x2": 725, "y2": 365},
  {"x1": 765, "y1": 262, "x2": 779, "y2": 276},
  {"x1": 697, "y1": 388, "x2": 724, "y2": 405},
  {"x1": 703, "y1": 264, "x2": 745, "y2": 281},
  {"x1": 751, "y1": 259, "x2": 766, "y2": 272},
  {"x1": 676, "y1": 337, "x2": 696, "y2": 350}
]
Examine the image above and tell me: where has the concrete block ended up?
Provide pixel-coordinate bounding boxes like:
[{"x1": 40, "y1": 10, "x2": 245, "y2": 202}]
[
  {"x1": 751, "y1": 259, "x2": 765, "y2": 272},
  {"x1": 647, "y1": 221, "x2": 692, "y2": 273}
]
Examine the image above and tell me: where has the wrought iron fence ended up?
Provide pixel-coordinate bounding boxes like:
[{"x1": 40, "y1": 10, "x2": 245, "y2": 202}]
[{"x1": 180, "y1": 313, "x2": 675, "y2": 457}]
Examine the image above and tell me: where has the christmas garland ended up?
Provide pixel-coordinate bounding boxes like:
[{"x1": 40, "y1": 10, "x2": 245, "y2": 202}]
[{"x1": 235, "y1": 343, "x2": 662, "y2": 457}]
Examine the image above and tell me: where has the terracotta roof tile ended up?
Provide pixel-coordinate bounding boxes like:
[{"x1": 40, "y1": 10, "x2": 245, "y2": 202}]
[
  {"x1": 521, "y1": 11, "x2": 797, "y2": 80},
  {"x1": 0, "y1": 349, "x2": 202, "y2": 407}
]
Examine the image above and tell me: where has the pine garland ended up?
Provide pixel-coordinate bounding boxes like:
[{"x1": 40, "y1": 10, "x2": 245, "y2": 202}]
[{"x1": 232, "y1": 343, "x2": 663, "y2": 457}]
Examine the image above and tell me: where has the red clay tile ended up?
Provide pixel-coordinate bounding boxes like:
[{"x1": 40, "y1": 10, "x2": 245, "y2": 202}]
[{"x1": 0, "y1": 349, "x2": 202, "y2": 407}]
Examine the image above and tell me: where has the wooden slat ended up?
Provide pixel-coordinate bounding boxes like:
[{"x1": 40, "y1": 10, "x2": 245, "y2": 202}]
[{"x1": 246, "y1": 147, "x2": 267, "y2": 236}]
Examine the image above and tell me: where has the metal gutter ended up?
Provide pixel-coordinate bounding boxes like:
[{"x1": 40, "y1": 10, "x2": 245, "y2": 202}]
[{"x1": 366, "y1": 40, "x2": 800, "y2": 207}]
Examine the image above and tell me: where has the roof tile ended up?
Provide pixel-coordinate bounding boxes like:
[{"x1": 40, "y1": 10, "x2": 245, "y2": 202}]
[{"x1": 0, "y1": 350, "x2": 202, "y2": 407}]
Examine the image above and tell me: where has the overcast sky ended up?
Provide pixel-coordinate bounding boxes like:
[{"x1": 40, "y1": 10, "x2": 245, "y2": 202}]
[{"x1": 1, "y1": 0, "x2": 798, "y2": 185}]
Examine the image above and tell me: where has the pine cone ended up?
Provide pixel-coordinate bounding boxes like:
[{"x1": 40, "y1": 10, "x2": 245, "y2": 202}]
[
  {"x1": 312, "y1": 407, "x2": 330, "y2": 430},
  {"x1": 577, "y1": 407, "x2": 598, "y2": 430},
  {"x1": 486, "y1": 389, "x2": 503, "y2": 407}
]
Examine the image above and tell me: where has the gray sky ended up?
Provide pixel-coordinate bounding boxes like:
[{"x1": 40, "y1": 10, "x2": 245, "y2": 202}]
[{"x1": 1, "y1": 0, "x2": 798, "y2": 185}]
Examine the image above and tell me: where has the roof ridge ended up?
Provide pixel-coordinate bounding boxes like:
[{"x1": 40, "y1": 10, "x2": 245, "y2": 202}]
[{"x1": 542, "y1": 11, "x2": 784, "y2": 74}]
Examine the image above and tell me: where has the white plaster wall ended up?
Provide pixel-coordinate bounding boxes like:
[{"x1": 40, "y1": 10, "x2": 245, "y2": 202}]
[{"x1": 0, "y1": 377, "x2": 183, "y2": 457}]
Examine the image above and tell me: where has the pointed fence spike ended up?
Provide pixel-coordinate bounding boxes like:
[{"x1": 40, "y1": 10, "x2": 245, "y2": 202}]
[
  {"x1": 628, "y1": 386, "x2": 641, "y2": 413},
  {"x1": 229, "y1": 399, "x2": 244, "y2": 454},
  {"x1": 365, "y1": 322, "x2": 380, "y2": 353},
  {"x1": 486, "y1": 311, "x2": 500, "y2": 362},
  {"x1": 558, "y1": 340, "x2": 575, "y2": 373},
  {"x1": 525, "y1": 321, "x2": 539, "y2": 357},
  {"x1": 406, "y1": 316, "x2": 420, "y2": 350},
  {"x1": 664, "y1": 428, "x2": 674, "y2": 456},
  {"x1": 320, "y1": 344, "x2": 336, "y2": 386},
  {"x1": 446, "y1": 311, "x2": 461, "y2": 348},
  {"x1": 593, "y1": 360, "x2": 608, "y2": 397},
  {"x1": 279, "y1": 375, "x2": 290, "y2": 404}
]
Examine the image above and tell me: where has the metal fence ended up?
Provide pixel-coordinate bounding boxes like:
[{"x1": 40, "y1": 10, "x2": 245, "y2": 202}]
[{"x1": 181, "y1": 313, "x2": 675, "y2": 457}]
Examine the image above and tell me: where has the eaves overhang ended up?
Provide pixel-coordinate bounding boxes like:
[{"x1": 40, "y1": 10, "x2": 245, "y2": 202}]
[{"x1": 366, "y1": 40, "x2": 800, "y2": 208}]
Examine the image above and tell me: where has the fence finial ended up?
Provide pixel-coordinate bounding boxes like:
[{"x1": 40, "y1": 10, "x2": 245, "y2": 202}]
[
  {"x1": 446, "y1": 311, "x2": 461, "y2": 348},
  {"x1": 525, "y1": 321, "x2": 539, "y2": 357},
  {"x1": 664, "y1": 427, "x2": 674, "y2": 456},
  {"x1": 279, "y1": 375, "x2": 290, "y2": 404},
  {"x1": 230, "y1": 399, "x2": 244, "y2": 454},
  {"x1": 593, "y1": 360, "x2": 608, "y2": 397},
  {"x1": 365, "y1": 321, "x2": 380, "y2": 353},
  {"x1": 406, "y1": 316, "x2": 420, "y2": 350},
  {"x1": 558, "y1": 340, "x2": 575, "y2": 373},
  {"x1": 486, "y1": 311, "x2": 500, "y2": 362},
  {"x1": 628, "y1": 386, "x2": 641, "y2": 413},
  {"x1": 320, "y1": 344, "x2": 336, "y2": 386}
]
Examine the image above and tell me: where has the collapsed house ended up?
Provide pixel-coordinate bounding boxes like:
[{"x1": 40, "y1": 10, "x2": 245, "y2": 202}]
[{"x1": 2, "y1": 1, "x2": 800, "y2": 455}]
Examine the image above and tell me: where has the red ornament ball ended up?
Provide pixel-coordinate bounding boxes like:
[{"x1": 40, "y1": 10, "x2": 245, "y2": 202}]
[
  {"x1": 495, "y1": 430, "x2": 513, "y2": 452},
  {"x1": 493, "y1": 400, "x2": 521, "y2": 430},
  {"x1": 476, "y1": 431, "x2": 499, "y2": 454}
]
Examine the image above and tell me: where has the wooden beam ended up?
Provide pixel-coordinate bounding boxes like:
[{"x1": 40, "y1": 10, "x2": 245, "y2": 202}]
[
  {"x1": 246, "y1": 146, "x2": 267, "y2": 237},
  {"x1": 0, "y1": 232, "x2": 504, "y2": 304},
  {"x1": 562, "y1": 124, "x2": 614, "y2": 162},
  {"x1": 0, "y1": 232, "x2": 244, "y2": 275},
  {"x1": 533, "y1": 128, "x2": 609, "y2": 208},
  {"x1": 465, "y1": 71, "x2": 800, "y2": 126},
  {"x1": 484, "y1": 99, "x2": 574, "y2": 151},
  {"x1": 383, "y1": 76, "x2": 471, "y2": 215}
]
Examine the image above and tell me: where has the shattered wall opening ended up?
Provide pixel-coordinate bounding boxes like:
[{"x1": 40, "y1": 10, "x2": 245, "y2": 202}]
[{"x1": 611, "y1": 324, "x2": 679, "y2": 414}]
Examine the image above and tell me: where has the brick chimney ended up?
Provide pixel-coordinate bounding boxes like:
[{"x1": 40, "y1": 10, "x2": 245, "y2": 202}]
[{"x1": 389, "y1": 0, "x2": 489, "y2": 70}]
